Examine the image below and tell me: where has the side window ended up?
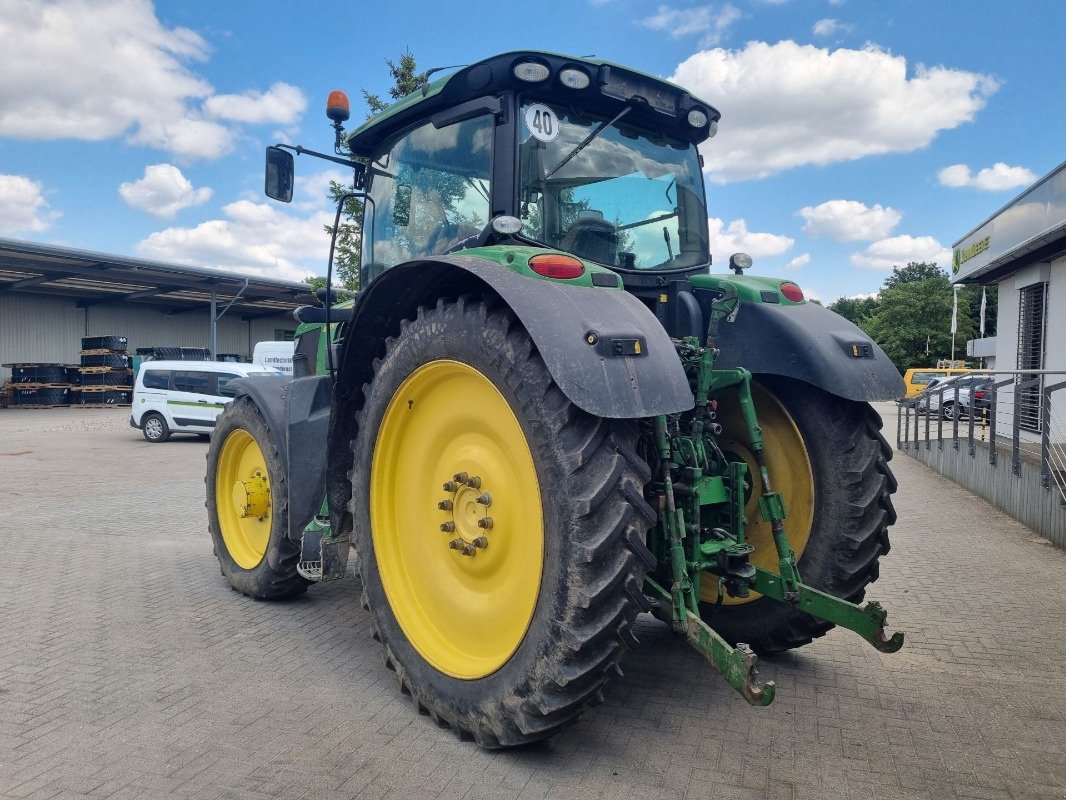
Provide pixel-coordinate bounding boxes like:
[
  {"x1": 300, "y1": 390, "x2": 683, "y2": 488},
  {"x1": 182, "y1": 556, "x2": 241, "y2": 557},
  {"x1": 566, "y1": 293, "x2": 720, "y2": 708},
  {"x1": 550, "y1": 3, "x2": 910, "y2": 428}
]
[
  {"x1": 142, "y1": 370, "x2": 169, "y2": 390},
  {"x1": 362, "y1": 115, "x2": 493, "y2": 276},
  {"x1": 172, "y1": 371, "x2": 212, "y2": 394},
  {"x1": 216, "y1": 373, "x2": 243, "y2": 398}
]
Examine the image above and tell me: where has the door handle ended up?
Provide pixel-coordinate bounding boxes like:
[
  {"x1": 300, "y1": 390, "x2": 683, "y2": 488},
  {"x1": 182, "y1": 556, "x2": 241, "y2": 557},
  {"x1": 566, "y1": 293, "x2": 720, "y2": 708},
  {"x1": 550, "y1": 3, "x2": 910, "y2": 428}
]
[{"x1": 197, "y1": 400, "x2": 209, "y2": 404}]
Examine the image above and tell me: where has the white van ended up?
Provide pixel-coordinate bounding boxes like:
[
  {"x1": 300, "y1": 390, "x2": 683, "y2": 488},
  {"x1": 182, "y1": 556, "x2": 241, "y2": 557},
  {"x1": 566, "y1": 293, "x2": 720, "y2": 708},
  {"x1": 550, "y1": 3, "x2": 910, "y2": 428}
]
[
  {"x1": 131, "y1": 361, "x2": 279, "y2": 443},
  {"x1": 253, "y1": 341, "x2": 295, "y2": 375}
]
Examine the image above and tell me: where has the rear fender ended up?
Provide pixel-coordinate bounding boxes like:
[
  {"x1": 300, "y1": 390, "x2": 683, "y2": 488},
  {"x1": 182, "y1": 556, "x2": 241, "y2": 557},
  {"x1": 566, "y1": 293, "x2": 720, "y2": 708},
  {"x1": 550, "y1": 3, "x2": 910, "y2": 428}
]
[
  {"x1": 712, "y1": 300, "x2": 905, "y2": 401},
  {"x1": 326, "y1": 254, "x2": 694, "y2": 530}
]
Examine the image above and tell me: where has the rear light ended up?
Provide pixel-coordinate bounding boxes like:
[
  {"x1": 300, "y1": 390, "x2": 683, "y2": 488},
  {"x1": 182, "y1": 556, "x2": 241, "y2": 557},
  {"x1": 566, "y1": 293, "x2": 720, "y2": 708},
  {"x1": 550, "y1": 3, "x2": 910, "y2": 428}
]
[
  {"x1": 780, "y1": 282, "x2": 805, "y2": 302},
  {"x1": 974, "y1": 390, "x2": 987, "y2": 399},
  {"x1": 529, "y1": 253, "x2": 584, "y2": 279}
]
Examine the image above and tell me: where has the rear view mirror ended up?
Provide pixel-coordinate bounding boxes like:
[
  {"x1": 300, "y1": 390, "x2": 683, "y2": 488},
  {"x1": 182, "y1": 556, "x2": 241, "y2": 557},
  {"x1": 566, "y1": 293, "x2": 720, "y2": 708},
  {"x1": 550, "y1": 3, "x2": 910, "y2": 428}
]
[{"x1": 265, "y1": 146, "x2": 294, "y2": 202}]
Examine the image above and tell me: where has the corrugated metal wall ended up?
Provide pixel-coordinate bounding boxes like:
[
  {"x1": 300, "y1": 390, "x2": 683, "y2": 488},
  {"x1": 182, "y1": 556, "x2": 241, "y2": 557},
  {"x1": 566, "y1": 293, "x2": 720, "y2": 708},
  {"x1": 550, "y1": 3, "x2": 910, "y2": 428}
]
[{"x1": 0, "y1": 292, "x2": 296, "y2": 382}]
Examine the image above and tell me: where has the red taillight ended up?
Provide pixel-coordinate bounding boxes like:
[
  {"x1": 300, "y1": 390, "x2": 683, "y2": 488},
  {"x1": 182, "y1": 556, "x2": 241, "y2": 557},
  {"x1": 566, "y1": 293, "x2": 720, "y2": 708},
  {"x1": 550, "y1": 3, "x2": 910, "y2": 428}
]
[
  {"x1": 529, "y1": 253, "x2": 584, "y2": 279},
  {"x1": 779, "y1": 282, "x2": 805, "y2": 302},
  {"x1": 974, "y1": 390, "x2": 987, "y2": 399}
]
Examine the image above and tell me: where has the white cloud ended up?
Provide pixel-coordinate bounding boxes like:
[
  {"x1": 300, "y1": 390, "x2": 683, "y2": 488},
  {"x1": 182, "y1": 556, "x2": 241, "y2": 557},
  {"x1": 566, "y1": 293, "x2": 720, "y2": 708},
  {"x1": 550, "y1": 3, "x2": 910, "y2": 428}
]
[
  {"x1": 641, "y1": 4, "x2": 741, "y2": 46},
  {"x1": 799, "y1": 199, "x2": 901, "y2": 241},
  {"x1": 0, "y1": 0, "x2": 305, "y2": 160},
  {"x1": 784, "y1": 253, "x2": 810, "y2": 270},
  {"x1": 670, "y1": 41, "x2": 998, "y2": 182},
  {"x1": 204, "y1": 83, "x2": 307, "y2": 125},
  {"x1": 812, "y1": 18, "x2": 849, "y2": 37},
  {"x1": 937, "y1": 162, "x2": 1037, "y2": 191},
  {"x1": 119, "y1": 164, "x2": 212, "y2": 218},
  {"x1": 0, "y1": 174, "x2": 59, "y2": 234},
  {"x1": 135, "y1": 171, "x2": 345, "y2": 280},
  {"x1": 850, "y1": 235, "x2": 951, "y2": 270},
  {"x1": 708, "y1": 217, "x2": 794, "y2": 260}
]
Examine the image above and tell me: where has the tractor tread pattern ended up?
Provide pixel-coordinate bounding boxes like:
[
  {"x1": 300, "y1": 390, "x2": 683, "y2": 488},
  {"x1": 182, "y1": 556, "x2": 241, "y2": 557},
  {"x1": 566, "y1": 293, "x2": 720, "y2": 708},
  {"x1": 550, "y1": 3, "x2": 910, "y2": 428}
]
[{"x1": 352, "y1": 297, "x2": 654, "y2": 748}]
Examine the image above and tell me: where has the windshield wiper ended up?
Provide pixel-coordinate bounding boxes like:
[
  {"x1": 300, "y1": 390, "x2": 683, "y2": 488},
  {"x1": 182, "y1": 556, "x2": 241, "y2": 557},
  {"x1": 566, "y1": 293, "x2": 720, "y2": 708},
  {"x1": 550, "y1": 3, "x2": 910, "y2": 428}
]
[{"x1": 543, "y1": 106, "x2": 632, "y2": 181}]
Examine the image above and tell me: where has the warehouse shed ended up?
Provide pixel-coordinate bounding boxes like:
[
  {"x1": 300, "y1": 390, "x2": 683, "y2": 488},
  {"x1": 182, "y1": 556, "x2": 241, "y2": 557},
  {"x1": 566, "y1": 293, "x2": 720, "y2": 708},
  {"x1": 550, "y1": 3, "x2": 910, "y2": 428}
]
[{"x1": 0, "y1": 237, "x2": 314, "y2": 382}]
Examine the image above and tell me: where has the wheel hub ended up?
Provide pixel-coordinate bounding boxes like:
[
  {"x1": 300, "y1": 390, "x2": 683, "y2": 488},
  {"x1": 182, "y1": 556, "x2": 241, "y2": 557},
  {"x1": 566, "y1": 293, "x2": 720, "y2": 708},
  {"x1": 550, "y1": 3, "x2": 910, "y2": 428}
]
[
  {"x1": 231, "y1": 471, "x2": 270, "y2": 520},
  {"x1": 439, "y1": 472, "x2": 492, "y2": 556}
]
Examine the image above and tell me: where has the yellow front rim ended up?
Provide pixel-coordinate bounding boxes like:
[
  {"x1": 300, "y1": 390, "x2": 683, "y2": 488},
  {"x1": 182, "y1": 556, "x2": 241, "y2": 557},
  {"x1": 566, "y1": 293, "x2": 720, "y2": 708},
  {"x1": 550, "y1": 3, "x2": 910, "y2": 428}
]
[
  {"x1": 702, "y1": 383, "x2": 815, "y2": 606},
  {"x1": 371, "y1": 360, "x2": 544, "y2": 680},
  {"x1": 215, "y1": 428, "x2": 272, "y2": 570}
]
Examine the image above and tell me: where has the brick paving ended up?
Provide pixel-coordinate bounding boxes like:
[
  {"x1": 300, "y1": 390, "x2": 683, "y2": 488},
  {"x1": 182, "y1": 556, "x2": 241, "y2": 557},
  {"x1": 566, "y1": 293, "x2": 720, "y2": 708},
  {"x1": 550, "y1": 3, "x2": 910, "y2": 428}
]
[{"x1": 0, "y1": 404, "x2": 1063, "y2": 800}]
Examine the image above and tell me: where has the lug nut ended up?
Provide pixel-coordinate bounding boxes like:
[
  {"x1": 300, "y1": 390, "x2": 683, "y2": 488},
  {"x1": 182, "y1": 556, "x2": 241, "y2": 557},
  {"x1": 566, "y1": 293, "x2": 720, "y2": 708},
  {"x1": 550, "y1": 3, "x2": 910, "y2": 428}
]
[
  {"x1": 477, "y1": 517, "x2": 493, "y2": 529},
  {"x1": 466, "y1": 475, "x2": 482, "y2": 489},
  {"x1": 440, "y1": 521, "x2": 456, "y2": 532},
  {"x1": 461, "y1": 544, "x2": 477, "y2": 556},
  {"x1": 476, "y1": 492, "x2": 491, "y2": 506},
  {"x1": 453, "y1": 472, "x2": 469, "y2": 484},
  {"x1": 437, "y1": 499, "x2": 453, "y2": 511},
  {"x1": 442, "y1": 481, "x2": 458, "y2": 492},
  {"x1": 472, "y1": 536, "x2": 488, "y2": 549},
  {"x1": 448, "y1": 538, "x2": 463, "y2": 550}
]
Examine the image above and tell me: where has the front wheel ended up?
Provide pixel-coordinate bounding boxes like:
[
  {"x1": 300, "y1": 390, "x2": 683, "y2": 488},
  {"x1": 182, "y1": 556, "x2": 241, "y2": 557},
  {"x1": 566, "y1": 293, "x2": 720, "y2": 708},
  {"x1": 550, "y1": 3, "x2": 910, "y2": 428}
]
[
  {"x1": 700, "y1": 377, "x2": 897, "y2": 654},
  {"x1": 206, "y1": 398, "x2": 309, "y2": 599},
  {"x1": 352, "y1": 297, "x2": 655, "y2": 747}
]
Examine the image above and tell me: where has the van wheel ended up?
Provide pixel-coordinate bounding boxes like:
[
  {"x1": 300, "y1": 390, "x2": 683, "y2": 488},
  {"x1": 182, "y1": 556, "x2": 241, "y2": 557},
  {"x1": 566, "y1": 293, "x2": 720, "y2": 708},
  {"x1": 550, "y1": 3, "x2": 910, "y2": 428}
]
[{"x1": 142, "y1": 412, "x2": 170, "y2": 443}]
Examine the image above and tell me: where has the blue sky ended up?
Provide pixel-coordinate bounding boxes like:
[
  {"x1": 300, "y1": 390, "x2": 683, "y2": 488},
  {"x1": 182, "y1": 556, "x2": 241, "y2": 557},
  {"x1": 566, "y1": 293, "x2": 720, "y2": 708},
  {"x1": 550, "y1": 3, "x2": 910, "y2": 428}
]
[{"x1": 0, "y1": 0, "x2": 1062, "y2": 301}]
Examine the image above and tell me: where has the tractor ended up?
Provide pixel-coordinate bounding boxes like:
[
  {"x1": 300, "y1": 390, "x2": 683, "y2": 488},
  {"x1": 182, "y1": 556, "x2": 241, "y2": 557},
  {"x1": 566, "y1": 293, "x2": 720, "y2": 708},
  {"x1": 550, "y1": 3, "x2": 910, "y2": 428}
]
[{"x1": 206, "y1": 51, "x2": 905, "y2": 748}]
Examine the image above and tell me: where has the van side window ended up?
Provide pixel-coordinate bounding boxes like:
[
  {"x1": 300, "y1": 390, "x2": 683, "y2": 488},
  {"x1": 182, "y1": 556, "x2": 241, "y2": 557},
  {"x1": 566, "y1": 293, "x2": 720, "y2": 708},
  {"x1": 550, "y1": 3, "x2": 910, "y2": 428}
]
[
  {"x1": 216, "y1": 373, "x2": 243, "y2": 398},
  {"x1": 172, "y1": 371, "x2": 212, "y2": 394},
  {"x1": 143, "y1": 370, "x2": 170, "y2": 389}
]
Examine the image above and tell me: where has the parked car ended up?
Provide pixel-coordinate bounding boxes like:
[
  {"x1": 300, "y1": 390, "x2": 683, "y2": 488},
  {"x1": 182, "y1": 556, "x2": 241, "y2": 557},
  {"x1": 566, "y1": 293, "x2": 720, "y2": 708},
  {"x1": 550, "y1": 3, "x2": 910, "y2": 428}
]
[
  {"x1": 902, "y1": 367, "x2": 975, "y2": 398},
  {"x1": 918, "y1": 374, "x2": 992, "y2": 420},
  {"x1": 131, "y1": 361, "x2": 279, "y2": 443}
]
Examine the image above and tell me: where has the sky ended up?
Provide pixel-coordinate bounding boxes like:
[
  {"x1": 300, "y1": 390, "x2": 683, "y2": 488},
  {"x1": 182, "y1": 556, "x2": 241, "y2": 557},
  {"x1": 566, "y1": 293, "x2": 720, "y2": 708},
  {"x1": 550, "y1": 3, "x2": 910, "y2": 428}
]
[{"x1": 0, "y1": 0, "x2": 1063, "y2": 302}]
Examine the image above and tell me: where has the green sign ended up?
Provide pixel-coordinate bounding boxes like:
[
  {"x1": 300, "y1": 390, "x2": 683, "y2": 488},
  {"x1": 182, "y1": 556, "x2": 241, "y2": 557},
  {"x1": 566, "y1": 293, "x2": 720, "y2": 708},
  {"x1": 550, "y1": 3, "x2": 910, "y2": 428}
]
[{"x1": 952, "y1": 235, "x2": 990, "y2": 274}]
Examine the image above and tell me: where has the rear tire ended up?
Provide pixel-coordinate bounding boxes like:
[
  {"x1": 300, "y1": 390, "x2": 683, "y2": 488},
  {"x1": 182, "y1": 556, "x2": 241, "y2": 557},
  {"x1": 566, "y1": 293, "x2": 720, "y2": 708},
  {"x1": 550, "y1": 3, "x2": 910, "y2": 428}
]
[
  {"x1": 141, "y1": 412, "x2": 170, "y2": 443},
  {"x1": 351, "y1": 297, "x2": 655, "y2": 748},
  {"x1": 206, "y1": 398, "x2": 309, "y2": 600},
  {"x1": 700, "y1": 377, "x2": 896, "y2": 654}
]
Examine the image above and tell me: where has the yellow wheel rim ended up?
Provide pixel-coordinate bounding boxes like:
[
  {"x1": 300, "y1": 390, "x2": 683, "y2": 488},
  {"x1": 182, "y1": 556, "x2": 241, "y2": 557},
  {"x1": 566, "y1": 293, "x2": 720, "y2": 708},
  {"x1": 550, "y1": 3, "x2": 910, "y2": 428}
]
[
  {"x1": 215, "y1": 428, "x2": 272, "y2": 570},
  {"x1": 370, "y1": 360, "x2": 544, "y2": 680},
  {"x1": 701, "y1": 383, "x2": 815, "y2": 606}
]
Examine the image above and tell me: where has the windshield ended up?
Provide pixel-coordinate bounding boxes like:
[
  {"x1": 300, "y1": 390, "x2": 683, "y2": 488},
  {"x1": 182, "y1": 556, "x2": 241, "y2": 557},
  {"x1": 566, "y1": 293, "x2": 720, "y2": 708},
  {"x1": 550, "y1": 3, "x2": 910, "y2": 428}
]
[{"x1": 518, "y1": 100, "x2": 708, "y2": 271}]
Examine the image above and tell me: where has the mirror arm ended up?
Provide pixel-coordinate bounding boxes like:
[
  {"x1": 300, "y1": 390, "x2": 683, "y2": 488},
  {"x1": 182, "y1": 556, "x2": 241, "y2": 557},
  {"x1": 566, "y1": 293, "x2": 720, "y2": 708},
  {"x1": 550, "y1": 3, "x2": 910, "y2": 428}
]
[{"x1": 273, "y1": 143, "x2": 364, "y2": 172}]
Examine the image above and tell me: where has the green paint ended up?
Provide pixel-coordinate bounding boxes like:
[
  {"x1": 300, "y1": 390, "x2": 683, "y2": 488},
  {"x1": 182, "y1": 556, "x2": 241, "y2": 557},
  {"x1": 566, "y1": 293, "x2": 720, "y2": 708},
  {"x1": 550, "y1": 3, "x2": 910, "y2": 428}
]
[
  {"x1": 689, "y1": 272, "x2": 805, "y2": 306},
  {"x1": 168, "y1": 400, "x2": 224, "y2": 409}
]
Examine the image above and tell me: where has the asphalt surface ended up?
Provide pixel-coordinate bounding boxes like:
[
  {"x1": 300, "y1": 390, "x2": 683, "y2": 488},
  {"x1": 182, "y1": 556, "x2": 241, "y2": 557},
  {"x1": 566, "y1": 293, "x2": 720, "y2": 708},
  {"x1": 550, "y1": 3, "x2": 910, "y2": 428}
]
[{"x1": 0, "y1": 403, "x2": 1063, "y2": 800}]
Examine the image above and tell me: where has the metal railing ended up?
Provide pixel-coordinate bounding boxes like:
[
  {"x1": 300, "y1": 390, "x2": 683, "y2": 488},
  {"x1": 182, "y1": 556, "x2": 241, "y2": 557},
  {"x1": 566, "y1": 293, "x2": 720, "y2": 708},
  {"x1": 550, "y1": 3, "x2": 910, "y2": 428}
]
[{"x1": 897, "y1": 370, "x2": 1066, "y2": 503}]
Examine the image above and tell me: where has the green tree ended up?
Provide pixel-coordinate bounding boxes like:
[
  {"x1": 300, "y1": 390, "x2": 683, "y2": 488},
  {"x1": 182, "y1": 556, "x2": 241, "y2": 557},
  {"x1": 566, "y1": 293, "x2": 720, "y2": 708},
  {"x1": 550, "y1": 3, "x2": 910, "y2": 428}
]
[
  {"x1": 828, "y1": 295, "x2": 879, "y2": 326},
  {"x1": 863, "y1": 262, "x2": 976, "y2": 371},
  {"x1": 362, "y1": 50, "x2": 428, "y2": 118}
]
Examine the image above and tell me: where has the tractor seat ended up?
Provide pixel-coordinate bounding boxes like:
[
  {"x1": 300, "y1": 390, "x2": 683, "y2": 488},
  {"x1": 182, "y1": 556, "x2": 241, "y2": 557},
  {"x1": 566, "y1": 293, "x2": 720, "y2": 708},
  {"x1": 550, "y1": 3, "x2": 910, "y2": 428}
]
[{"x1": 560, "y1": 212, "x2": 618, "y2": 265}]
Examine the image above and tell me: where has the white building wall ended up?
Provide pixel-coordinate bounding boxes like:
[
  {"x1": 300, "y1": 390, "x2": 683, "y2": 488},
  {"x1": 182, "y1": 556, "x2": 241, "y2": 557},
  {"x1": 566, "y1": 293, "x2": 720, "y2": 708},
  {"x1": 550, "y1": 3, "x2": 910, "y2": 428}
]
[{"x1": 1, "y1": 291, "x2": 297, "y2": 382}]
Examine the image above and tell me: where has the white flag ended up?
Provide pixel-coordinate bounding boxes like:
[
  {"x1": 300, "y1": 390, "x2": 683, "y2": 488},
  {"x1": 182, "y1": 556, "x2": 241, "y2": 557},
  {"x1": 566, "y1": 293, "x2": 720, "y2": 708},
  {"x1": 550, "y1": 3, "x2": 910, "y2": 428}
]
[
  {"x1": 951, "y1": 286, "x2": 959, "y2": 334},
  {"x1": 980, "y1": 287, "x2": 987, "y2": 337}
]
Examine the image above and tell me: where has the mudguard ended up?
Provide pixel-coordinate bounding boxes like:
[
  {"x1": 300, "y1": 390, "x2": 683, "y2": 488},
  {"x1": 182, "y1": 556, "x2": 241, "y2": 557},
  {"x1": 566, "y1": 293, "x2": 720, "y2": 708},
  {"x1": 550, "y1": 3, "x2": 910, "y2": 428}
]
[
  {"x1": 714, "y1": 301, "x2": 905, "y2": 401},
  {"x1": 226, "y1": 374, "x2": 333, "y2": 540},
  {"x1": 337, "y1": 254, "x2": 694, "y2": 419}
]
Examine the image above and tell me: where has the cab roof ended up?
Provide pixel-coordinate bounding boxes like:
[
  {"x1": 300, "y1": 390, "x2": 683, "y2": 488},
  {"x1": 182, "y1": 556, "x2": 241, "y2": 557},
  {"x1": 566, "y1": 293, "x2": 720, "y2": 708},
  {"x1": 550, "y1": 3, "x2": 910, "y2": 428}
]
[{"x1": 344, "y1": 50, "x2": 720, "y2": 155}]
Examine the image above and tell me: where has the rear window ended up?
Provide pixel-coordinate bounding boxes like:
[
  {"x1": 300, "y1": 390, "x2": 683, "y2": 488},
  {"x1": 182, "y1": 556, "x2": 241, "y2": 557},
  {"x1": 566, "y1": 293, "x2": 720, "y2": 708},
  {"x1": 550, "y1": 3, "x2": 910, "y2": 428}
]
[
  {"x1": 172, "y1": 370, "x2": 212, "y2": 394},
  {"x1": 142, "y1": 370, "x2": 170, "y2": 390},
  {"x1": 216, "y1": 373, "x2": 243, "y2": 397}
]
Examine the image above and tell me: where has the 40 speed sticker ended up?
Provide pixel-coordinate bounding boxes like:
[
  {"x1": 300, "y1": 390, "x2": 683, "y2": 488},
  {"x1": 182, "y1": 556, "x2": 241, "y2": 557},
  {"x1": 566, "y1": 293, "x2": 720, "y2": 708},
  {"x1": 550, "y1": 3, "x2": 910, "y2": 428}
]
[{"x1": 524, "y1": 103, "x2": 559, "y2": 143}]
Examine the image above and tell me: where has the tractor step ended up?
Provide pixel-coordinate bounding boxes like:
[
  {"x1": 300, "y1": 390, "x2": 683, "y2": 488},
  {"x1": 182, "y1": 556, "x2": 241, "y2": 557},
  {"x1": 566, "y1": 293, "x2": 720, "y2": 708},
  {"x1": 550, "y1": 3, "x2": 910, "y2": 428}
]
[{"x1": 297, "y1": 560, "x2": 323, "y2": 581}]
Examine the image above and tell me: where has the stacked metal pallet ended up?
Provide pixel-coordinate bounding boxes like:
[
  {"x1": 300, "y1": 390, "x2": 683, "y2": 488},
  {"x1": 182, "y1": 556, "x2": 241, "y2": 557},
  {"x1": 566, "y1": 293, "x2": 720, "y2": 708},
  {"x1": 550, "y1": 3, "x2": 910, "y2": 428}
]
[
  {"x1": 76, "y1": 336, "x2": 132, "y2": 407},
  {"x1": 1, "y1": 363, "x2": 78, "y2": 407}
]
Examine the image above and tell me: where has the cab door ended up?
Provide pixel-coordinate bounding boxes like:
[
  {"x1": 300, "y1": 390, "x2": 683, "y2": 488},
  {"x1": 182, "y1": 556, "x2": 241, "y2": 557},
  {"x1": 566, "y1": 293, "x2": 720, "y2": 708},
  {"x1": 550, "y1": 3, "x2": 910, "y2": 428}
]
[{"x1": 168, "y1": 370, "x2": 222, "y2": 429}]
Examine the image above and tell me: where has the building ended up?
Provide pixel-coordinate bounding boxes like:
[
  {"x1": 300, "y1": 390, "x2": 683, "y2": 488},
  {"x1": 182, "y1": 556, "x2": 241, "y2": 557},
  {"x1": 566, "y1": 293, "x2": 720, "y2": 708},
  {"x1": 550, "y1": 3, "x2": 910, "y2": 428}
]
[
  {"x1": 0, "y1": 238, "x2": 314, "y2": 382},
  {"x1": 952, "y1": 161, "x2": 1065, "y2": 437}
]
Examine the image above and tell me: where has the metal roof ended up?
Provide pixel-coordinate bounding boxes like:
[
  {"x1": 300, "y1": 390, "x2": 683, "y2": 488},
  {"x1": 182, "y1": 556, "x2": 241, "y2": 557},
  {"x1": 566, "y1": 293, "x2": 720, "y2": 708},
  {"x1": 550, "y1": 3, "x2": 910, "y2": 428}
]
[{"x1": 0, "y1": 237, "x2": 314, "y2": 320}]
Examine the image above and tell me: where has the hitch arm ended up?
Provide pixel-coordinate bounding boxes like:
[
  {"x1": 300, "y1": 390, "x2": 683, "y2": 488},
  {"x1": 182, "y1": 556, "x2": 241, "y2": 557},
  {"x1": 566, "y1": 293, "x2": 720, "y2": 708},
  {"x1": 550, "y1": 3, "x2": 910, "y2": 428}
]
[
  {"x1": 645, "y1": 577, "x2": 775, "y2": 706},
  {"x1": 751, "y1": 567, "x2": 904, "y2": 653}
]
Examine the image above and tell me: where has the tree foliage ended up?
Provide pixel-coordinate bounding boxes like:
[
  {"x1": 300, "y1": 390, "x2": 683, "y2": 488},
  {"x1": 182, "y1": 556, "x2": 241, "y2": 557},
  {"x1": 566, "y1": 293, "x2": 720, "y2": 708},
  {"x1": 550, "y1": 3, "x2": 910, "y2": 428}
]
[
  {"x1": 827, "y1": 295, "x2": 879, "y2": 326},
  {"x1": 362, "y1": 51, "x2": 428, "y2": 118}
]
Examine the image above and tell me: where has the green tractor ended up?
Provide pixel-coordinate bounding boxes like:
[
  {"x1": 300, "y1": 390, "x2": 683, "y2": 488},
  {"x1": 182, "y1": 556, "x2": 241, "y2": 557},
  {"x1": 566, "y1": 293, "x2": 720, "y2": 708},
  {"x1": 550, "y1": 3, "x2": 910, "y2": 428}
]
[{"x1": 206, "y1": 51, "x2": 904, "y2": 747}]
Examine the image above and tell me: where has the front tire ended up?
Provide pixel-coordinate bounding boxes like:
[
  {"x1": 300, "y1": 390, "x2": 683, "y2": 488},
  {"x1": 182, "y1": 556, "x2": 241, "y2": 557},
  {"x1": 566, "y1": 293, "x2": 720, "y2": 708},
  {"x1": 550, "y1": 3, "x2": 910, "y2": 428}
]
[
  {"x1": 352, "y1": 297, "x2": 655, "y2": 747},
  {"x1": 206, "y1": 397, "x2": 309, "y2": 600},
  {"x1": 700, "y1": 377, "x2": 897, "y2": 654}
]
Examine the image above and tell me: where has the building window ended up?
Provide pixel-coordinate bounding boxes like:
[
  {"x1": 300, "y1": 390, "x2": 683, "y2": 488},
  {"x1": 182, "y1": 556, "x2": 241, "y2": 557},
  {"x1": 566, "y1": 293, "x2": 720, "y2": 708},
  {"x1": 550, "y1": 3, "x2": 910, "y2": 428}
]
[{"x1": 1016, "y1": 282, "x2": 1047, "y2": 432}]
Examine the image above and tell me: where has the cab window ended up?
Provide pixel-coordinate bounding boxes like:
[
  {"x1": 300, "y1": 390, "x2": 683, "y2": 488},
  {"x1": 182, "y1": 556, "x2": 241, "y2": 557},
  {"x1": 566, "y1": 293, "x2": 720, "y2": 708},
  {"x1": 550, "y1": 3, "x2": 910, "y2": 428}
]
[
  {"x1": 361, "y1": 115, "x2": 493, "y2": 279},
  {"x1": 142, "y1": 370, "x2": 169, "y2": 390},
  {"x1": 172, "y1": 371, "x2": 212, "y2": 394}
]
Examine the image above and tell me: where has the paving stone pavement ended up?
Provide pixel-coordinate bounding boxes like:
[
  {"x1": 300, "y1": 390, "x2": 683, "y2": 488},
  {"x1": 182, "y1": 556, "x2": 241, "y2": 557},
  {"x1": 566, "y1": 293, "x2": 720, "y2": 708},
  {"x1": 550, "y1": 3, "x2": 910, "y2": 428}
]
[{"x1": 0, "y1": 404, "x2": 1063, "y2": 800}]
